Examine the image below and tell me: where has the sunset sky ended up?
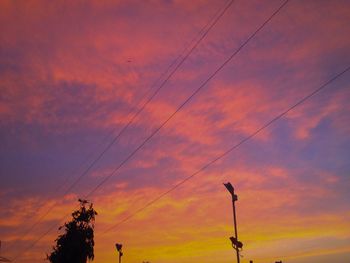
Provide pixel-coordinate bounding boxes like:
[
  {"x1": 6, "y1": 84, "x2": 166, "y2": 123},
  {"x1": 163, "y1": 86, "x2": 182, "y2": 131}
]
[{"x1": 1, "y1": 0, "x2": 350, "y2": 262}]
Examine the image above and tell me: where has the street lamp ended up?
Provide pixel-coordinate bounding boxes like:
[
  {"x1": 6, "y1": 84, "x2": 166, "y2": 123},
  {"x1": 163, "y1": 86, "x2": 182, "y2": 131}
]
[
  {"x1": 224, "y1": 182, "x2": 243, "y2": 263},
  {"x1": 115, "y1": 243, "x2": 123, "y2": 263}
]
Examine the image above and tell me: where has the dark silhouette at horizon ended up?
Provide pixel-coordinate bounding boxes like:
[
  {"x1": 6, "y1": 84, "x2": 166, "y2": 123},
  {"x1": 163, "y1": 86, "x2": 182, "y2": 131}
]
[{"x1": 47, "y1": 199, "x2": 97, "y2": 263}]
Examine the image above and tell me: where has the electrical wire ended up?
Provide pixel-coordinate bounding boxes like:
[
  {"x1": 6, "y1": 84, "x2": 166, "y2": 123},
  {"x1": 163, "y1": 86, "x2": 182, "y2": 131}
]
[
  {"x1": 9, "y1": 1, "x2": 235, "y2": 261},
  {"x1": 103, "y1": 65, "x2": 350, "y2": 233},
  {"x1": 84, "y1": 0, "x2": 289, "y2": 199},
  {"x1": 14, "y1": 0, "x2": 290, "y2": 258}
]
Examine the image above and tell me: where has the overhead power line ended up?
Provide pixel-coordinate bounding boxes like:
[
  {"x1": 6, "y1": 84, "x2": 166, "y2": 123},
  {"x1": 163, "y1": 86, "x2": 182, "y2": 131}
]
[
  {"x1": 6, "y1": 0, "x2": 225, "y2": 250},
  {"x1": 12, "y1": 2, "x2": 291, "y2": 257},
  {"x1": 84, "y1": 0, "x2": 290, "y2": 199},
  {"x1": 13, "y1": 0, "x2": 289, "y2": 258},
  {"x1": 103, "y1": 65, "x2": 350, "y2": 233},
  {"x1": 10, "y1": 1, "x2": 235, "y2": 261},
  {"x1": 14, "y1": 0, "x2": 291, "y2": 259},
  {"x1": 60, "y1": 0, "x2": 236, "y2": 199}
]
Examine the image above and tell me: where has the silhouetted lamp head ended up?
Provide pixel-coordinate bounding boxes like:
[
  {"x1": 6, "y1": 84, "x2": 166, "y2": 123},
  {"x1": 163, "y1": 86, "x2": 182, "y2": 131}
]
[
  {"x1": 224, "y1": 182, "x2": 234, "y2": 194},
  {"x1": 229, "y1": 236, "x2": 243, "y2": 250},
  {"x1": 115, "y1": 243, "x2": 122, "y2": 252},
  {"x1": 224, "y1": 182, "x2": 238, "y2": 201}
]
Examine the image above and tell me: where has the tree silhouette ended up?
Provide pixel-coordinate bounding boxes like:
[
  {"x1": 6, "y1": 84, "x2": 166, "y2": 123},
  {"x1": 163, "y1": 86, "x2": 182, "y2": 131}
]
[{"x1": 47, "y1": 199, "x2": 98, "y2": 263}]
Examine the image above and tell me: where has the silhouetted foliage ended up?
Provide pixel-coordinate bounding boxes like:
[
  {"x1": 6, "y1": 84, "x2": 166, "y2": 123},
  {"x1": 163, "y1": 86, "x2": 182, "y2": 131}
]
[{"x1": 47, "y1": 199, "x2": 97, "y2": 263}]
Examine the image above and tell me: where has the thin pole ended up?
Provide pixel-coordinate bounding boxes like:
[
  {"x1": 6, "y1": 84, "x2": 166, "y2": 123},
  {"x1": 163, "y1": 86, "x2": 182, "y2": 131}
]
[{"x1": 232, "y1": 196, "x2": 240, "y2": 263}]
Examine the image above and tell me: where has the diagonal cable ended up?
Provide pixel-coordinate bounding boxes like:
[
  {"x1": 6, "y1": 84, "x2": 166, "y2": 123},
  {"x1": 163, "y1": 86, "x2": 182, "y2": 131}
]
[
  {"x1": 85, "y1": 0, "x2": 289, "y2": 199},
  {"x1": 9, "y1": 0, "x2": 235, "y2": 260},
  {"x1": 103, "y1": 65, "x2": 350, "y2": 233}
]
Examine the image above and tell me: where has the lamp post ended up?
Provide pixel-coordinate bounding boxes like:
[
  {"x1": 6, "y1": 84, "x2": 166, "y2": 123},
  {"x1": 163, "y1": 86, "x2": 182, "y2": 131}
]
[
  {"x1": 224, "y1": 182, "x2": 242, "y2": 263},
  {"x1": 115, "y1": 243, "x2": 123, "y2": 263}
]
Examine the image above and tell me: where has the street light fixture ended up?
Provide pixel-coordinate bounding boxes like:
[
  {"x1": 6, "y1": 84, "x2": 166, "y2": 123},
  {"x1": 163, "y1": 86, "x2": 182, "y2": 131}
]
[
  {"x1": 115, "y1": 243, "x2": 123, "y2": 263},
  {"x1": 224, "y1": 182, "x2": 243, "y2": 263},
  {"x1": 229, "y1": 236, "x2": 243, "y2": 250}
]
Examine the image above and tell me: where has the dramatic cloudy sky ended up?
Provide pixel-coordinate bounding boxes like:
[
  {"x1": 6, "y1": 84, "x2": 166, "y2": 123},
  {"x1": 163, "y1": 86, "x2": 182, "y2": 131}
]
[{"x1": 1, "y1": 0, "x2": 349, "y2": 262}]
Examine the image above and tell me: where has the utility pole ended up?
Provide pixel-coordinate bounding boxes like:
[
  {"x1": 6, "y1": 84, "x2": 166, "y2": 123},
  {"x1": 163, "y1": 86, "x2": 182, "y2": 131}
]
[
  {"x1": 115, "y1": 243, "x2": 123, "y2": 263},
  {"x1": 224, "y1": 182, "x2": 243, "y2": 263}
]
